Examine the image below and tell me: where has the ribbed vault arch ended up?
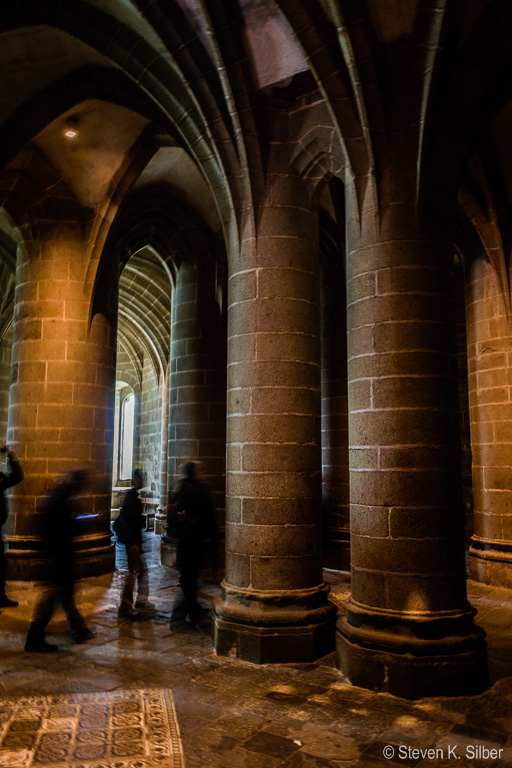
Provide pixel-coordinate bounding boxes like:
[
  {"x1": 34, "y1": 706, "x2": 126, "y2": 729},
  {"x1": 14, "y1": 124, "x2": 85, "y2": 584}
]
[
  {"x1": 0, "y1": 219, "x2": 18, "y2": 343},
  {"x1": 0, "y1": 1, "x2": 238, "y2": 242},
  {"x1": 118, "y1": 247, "x2": 172, "y2": 382}
]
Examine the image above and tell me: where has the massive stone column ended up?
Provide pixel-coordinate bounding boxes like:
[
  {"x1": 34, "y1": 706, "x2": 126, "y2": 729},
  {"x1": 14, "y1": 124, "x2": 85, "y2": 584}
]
[
  {"x1": 155, "y1": 364, "x2": 170, "y2": 535},
  {"x1": 0, "y1": 326, "x2": 12, "y2": 441},
  {"x1": 337, "y1": 198, "x2": 487, "y2": 698},
  {"x1": 466, "y1": 258, "x2": 512, "y2": 587},
  {"x1": 0, "y1": 233, "x2": 15, "y2": 441},
  {"x1": 213, "y1": 178, "x2": 337, "y2": 663},
  {"x1": 5, "y1": 222, "x2": 116, "y2": 579},
  {"x1": 161, "y1": 254, "x2": 226, "y2": 564},
  {"x1": 454, "y1": 258, "x2": 473, "y2": 545},
  {"x1": 159, "y1": 363, "x2": 171, "y2": 509},
  {"x1": 321, "y1": 249, "x2": 350, "y2": 570}
]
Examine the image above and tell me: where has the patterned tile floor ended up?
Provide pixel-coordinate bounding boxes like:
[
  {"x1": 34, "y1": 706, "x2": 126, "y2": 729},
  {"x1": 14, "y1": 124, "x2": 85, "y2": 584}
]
[
  {"x1": 0, "y1": 534, "x2": 512, "y2": 767},
  {"x1": 0, "y1": 688, "x2": 184, "y2": 767}
]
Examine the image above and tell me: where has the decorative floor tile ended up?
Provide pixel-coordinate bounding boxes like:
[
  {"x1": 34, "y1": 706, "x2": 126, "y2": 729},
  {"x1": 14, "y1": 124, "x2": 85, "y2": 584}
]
[{"x1": 0, "y1": 688, "x2": 184, "y2": 768}]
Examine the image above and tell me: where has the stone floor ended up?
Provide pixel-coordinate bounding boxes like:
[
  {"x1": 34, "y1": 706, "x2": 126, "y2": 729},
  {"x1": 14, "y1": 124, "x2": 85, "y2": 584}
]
[{"x1": 1, "y1": 534, "x2": 512, "y2": 767}]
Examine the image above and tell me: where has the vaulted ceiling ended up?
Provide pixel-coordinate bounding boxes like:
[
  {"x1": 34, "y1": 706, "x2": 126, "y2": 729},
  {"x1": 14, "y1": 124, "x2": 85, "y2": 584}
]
[{"x1": 0, "y1": 1, "x2": 511, "y2": 296}]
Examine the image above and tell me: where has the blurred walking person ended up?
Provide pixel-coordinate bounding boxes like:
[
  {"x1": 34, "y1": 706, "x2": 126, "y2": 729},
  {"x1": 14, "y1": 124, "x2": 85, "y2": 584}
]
[
  {"x1": 0, "y1": 445, "x2": 23, "y2": 608},
  {"x1": 168, "y1": 461, "x2": 219, "y2": 623},
  {"x1": 24, "y1": 470, "x2": 95, "y2": 652}
]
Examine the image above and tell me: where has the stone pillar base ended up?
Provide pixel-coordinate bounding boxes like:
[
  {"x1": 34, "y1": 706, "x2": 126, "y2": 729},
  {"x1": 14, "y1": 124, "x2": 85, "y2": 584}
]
[
  {"x1": 337, "y1": 600, "x2": 488, "y2": 699},
  {"x1": 469, "y1": 538, "x2": 512, "y2": 588},
  {"x1": 214, "y1": 614, "x2": 336, "y2": 663},
  {"x1": 213, "y1": 581, "x2": 337, "y2": 663},
  {"x1": 6, "y1": 544, "x2": 115, "y2": 582}
]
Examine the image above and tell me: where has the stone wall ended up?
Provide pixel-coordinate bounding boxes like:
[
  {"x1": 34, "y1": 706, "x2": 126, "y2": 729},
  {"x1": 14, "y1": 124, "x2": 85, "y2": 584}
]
[
  {"x1": 139, "y1": 355, "x2": 162, "y2": 501},
  {"x1": 467, "y1": 257, "x2": 512, "y2": 587}
]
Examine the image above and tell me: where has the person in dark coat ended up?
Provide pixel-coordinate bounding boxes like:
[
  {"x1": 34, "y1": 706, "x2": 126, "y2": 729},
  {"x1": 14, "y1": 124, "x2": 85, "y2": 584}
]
[
  {"x1": 0, "y1": 445, "x2": 23, "y2": 608},
  {"x1": 168, "y1": 461, "x2": 219, "y2": 623},
  {"x1": 24, "y1": 469, "x2": 95, "y2": 652},
  {"x1": 115, "y1": 469, "x2": 152, "y2": 619}
]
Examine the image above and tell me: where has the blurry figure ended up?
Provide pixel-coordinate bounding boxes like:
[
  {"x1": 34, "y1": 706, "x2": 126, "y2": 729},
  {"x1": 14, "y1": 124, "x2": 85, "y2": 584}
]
[
  {"x1": 115, "y1": 469, "x2": 152, "y2": 620},
  {"x1": 168, "y1": 461, "x2": 219, "y2": 624},
  {"x1": 0, "y1": 445, "x2": 23, "y2": 608},
  {"x1": 24, "y1": 470, "x2": 95, "y2": 653}
]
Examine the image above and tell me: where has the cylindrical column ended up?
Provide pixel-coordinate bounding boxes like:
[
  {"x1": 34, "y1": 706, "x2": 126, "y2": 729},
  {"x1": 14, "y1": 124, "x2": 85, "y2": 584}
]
[
  {"x1": 159, "y1": 363, "x2": 170, "y2": 509},
  {"x1": 466, "y1": 258, "x2": 512, "y2": 586},
  {"x1": 337, "y1": 199, "x2": 487, "y2": 698},
  {"x1": 0, "y1": 325, "x2": 12, "y2": 441},
  {"x1": 155, "y1": 364, "x2": 170, "y2": 535},
  {"x1": 321, "y1": 250, "x2": 350, "y2": 570},
  {"x1": 161, "y1": 255, "x2": 226, "y2": 564},
  {"x1": 0, "y1": 234, "x2": 15, "y2": 440},
  {"x1": 213, "y1": 178, "x2": 336, "y2": 663},
  {"x1": 5, "y1": 224, "x2": 116, "y2": 579}
]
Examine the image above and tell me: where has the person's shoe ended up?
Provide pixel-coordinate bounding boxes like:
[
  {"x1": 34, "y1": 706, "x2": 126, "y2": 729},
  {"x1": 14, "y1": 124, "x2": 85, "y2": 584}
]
[
  {"x1": 118, "y1": 607, "x2": 142, "y2": 620},
  {"x1": 24, "y1": 640, "x2": 58, "y2": 653},
  {"x1": 0, "y1": 596, "x2": 18, "y2": 608},
  {"x1": 189, "y1": 607, "x2": 211, "y2": 623},
  {"x1": 73, "y1": 628, "x2": 96, "y2": 644},
  {"x1": 169, "y1": 608, "x2": 188, "y2": 623},
  {"x1": 135, "y1": 600, "x2": 156, "y2": 612}
]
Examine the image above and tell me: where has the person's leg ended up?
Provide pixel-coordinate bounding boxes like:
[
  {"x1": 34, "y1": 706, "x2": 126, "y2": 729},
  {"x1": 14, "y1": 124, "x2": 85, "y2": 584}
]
[
  {"x1": 187, "y1": 543, "x2": 208, "y2": 620},
  {"x1": 59, "y1": 586, "x2": 91, "y2": 642},
  {"x1": 119, "y1": 546, "x2": 139, "y2": 617},
  {"x1": 134, "y1": 548, "x2": 152, "y2": 609},
  {"x1": 184, "y1": 555, "x2": 201, "y2": 612},
  {"x1": 174, "y1": 540, "x2": 205, "y2": 619},
  {"x1": 25, "y1": 585, "x2": 58, "y2": 650},
  {"x1": 170, "y1": 541, "x2": 193, "y2": 620}
]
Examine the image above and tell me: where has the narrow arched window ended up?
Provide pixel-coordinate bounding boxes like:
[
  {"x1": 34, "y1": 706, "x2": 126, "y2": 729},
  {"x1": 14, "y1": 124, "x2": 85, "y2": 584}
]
[{"x1": 120, "y1": 392, "x2": 135, "y2": 481}]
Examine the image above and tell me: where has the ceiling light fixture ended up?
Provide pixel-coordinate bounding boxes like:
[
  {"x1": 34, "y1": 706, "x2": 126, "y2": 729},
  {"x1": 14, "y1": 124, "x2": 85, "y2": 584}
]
[{"x1": 64, "y1": 116, "x2": 79, "y2": 139}]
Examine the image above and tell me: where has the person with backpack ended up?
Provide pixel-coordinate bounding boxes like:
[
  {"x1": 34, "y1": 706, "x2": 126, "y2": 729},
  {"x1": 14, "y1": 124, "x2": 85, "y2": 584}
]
[{"x1": 114, "y1": 469, "x2": 152, "y2": 620}]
